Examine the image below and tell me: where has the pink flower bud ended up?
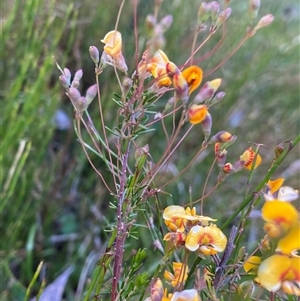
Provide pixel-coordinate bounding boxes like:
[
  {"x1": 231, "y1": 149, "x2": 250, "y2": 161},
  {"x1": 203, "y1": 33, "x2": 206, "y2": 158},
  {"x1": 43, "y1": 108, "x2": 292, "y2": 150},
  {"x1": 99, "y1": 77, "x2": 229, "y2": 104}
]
[
  {"x1": 210, "y1": 131, "x2": 233, "y2": 143},
  {"x1": 208, "y1": 1, "x2": 220, "y2": 21},
  {"x1": 85, "y1": 84, "x2": 98, "y2": 105},
  {"x1": 216, "y1": 149, "x2": 227, "y2": 170},
  {"x1": 73, "y1": 69, "x2": 83, "y2": 82},
  {"x1": 63, "y1": 68, "x2": 71, "y2": 82},
  {"x1": 253, "y1": 14, "x2": 274, "y2": 31},
  {"x1": 201, "y1": 112, "x2": 212, "y2": 138},
  {"x1": 123, "y1": 77, "x2": 132, "y2": 95},
  {"x1": 159, "y1": 15, "x2": 173, "y2": 32},
  {"x1": 67, "y1": 87, "x2": 81, "y2": 103},
  {"x1": 74, "y1": 96, "x2": 88, "y2": 113},
  {"x1": 211, "y1": 91, "x2": 226, "y2": 105},
  {"x1": 89, "y1": 46, "x2": 100, "y2": 64},
  {"x1": 215, "y1": 7, "x2": 232, "y2": 28},
  {"x1": 59, "y1": 75, "x2": 70, "y2": 89},
  {"x1": 146, "y1": 14, "x2": 156, "y2": 32},
  {"x1": 198, "y1": 3, "x2": 210, "y2": 23},
  {"x1": 72, "y1": 80, "x2": 80, "y2": 88},
  {"x1": 193, "y1": 82, "x2": 214, "y2": 104}
]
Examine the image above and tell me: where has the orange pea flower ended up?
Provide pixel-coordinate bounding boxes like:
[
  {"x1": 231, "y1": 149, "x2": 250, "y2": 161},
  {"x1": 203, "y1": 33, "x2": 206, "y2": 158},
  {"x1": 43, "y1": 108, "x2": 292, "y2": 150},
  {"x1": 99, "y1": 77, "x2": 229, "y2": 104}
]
[
  {"x1": 187, "y1": 104, "x2": 208, "y2": 125},
  {"x1": 182, "y1": 66, "x2": 203, "y2": 95}
]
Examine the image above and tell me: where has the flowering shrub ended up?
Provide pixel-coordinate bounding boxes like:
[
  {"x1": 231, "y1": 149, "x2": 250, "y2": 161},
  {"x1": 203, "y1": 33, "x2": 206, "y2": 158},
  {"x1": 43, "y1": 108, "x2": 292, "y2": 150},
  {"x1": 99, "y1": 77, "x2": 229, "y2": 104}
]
[{"x1": 54, "y1": 0, "x2": 299, "y2": 300}]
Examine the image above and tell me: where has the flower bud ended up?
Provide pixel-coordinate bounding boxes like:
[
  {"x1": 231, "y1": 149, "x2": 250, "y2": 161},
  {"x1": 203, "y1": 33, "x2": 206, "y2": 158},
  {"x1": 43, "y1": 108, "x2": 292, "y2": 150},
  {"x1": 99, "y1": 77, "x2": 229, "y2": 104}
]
[
  {"x1": 74, "y1": 96, "x2": 88, "y2": 113},
  {"x1": 85, "y1": 84, "x2": 98, "y2": 105},
  {"x1": 215, "y1": 7, "x2": 232, "y2": 28},
  {"x1": 211, "y1": 91, "x2": 226, "y2": 105},
  {"x1": 253, "y1": 14, "x2": 274, "y2": 31},
  {"x1": 187, "y1": 104, "x2": 208, "y2": 125},
  {"x1": 238, "y1": 280, "x2": 255, "y2": 298},
  {"x1": 164, "y1": 96, "x2": 176, "y2": 111},
  {"x1": 249, "y1": 0, "x2": 261, "y2": 21},
  {"x1": 209, "y1": 131, "x2": 233, "y2": 143},
  {"x1": 146, "y1": 14, "x2": 156, "y2": 33},
  {"x1": 208, "y1": 1, "x2": 220, "y2": 21},
  {"x1": 72, "y1": 80, "x2": 80, "y2": 88},
  {"x1": 193, "y1": 82, "x2": 214, "y2": 104},
  {"x1": 201, "y1": 112, "x2": 212, "y2": 138},
  {"x1": 173, "y1": 72, "x2": 189, "y2": 104},
  {"x1": 67, "y1": 87, "x2": 81, "y2": 103},
  {"x1": 122, "y1": 77, "x2": 132, "y2": 95},
  {"x1": 72, "y1": 69, "x2": 83, "y2": 88},
  {"x1": 159, "y1": 15, "x2": 173, "y2": 32},
  {"x1": 63, "y1": 68, "x2": 71, "y2": 83},
  {"x1": 166, "y1": 61, "x2": 179, "y2": 77},
  {"x1": 59, "y1": 75, "x2": 70, "y2": 89},
  {"x1": 73, "y1": 69, "x2": 83, "y2": 82},
  {"x1": 193, "y1": 79, "x2": 222, "y2": 104},
  {"x1": 223, "y1": 162, "x2": 233, "y2": 174},
  {"x1": 198, "y1": 2, "x2": 210, "y2": 24},
  {"x1": 216, "y1": 149, "x2": 227, "y2": 170},
  {"x1": 89, "y1": 46, "x2": 100, "y2": 65}
]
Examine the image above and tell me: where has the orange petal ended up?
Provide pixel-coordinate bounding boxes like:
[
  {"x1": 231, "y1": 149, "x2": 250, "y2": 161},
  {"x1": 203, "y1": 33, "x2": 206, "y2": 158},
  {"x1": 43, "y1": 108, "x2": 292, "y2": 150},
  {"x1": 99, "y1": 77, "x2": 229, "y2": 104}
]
[
  {"x1": 182, "y1": 66, "x2": 203, "y2": 95},
  {"x1": 187, "y1": 104, "x2": 208, "y2": 125},
  {"x1": 267, "y1": 178, "x2": 284, "y2": 194}
]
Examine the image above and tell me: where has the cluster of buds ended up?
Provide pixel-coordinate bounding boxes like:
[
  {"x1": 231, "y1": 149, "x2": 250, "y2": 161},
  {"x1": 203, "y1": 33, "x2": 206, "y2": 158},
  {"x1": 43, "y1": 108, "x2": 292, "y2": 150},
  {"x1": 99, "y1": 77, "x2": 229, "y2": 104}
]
[
  {"x1": 57, "y1": 67, "x2": 98, "y2": 115},
  {"x1": 244, "y1": 179, "x2": 300, "y2": 296},
  {"x1": 145, "y1": 14, "x2": 173, "y2": 54},
  {"x1": 197, "y1": 1, "x2": 231, "y2": 32}
]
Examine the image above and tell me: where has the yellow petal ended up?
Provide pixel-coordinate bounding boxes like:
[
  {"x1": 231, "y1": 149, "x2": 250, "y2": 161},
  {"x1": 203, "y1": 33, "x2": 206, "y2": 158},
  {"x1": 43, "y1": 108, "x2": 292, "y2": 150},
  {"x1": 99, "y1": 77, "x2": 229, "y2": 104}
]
[
  {"x1": 276, "y1": 221, "x2": 300, "y2": 254},
  {"x1": 101, "y1": 30, "x2": 122, "y2": 56},
  {"x1": 262, "y1": 200, "x2": 298, "y2": 237},
  {"x1": 267, "y1": 178, "x2": 284, "y2": 194},
  {"x1": 243, "y1": 256, "x2": 262, "y2": 274},
  {"x1": 182, "y1": 66, "x2": 203, "y2": 95},
  {"x1": 185, "y1": 224, "x2": 227, "y2": 254},
  {"x1": 163, "y1": 205, "x2": 186, "y2": 220},
  {"x1": 240, "y1": 147, "x2": 261, "y2": 170},
  {"x1": 208, "y1": 78, "x2": 222, "y2": 90},
  {"x1": 257, "y1": 255, "x2": 300, "y2": 294}
]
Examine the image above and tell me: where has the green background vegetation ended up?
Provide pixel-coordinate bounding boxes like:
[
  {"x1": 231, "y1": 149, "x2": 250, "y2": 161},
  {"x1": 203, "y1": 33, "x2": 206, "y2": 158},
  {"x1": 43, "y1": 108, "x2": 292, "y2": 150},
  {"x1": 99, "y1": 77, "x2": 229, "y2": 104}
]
[{"x1": 1, "y1": 0, "x2": 299, "y2": 300}]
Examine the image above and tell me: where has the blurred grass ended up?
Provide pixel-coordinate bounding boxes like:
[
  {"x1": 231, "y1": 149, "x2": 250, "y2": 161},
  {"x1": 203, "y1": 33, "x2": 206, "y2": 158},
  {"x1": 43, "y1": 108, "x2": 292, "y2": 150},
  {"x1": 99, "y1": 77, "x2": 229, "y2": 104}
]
[{"x1": 1, "y1": 0, "x2": 299, "y2": 300}]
